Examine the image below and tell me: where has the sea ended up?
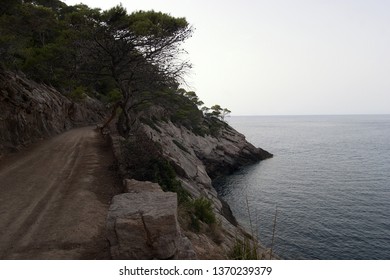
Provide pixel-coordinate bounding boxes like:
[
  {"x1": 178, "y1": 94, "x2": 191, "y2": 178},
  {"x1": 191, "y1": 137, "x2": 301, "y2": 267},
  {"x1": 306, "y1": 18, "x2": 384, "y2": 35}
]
[{"x1": 213, "y1": 115, "x2": 390, "y2": 260}]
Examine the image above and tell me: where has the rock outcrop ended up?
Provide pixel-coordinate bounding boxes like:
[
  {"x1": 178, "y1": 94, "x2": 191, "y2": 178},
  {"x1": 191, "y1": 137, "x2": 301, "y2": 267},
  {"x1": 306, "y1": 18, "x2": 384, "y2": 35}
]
[
  {"x1": 143, "y1": 119, "x2": 271, "y2": 197},
  {"x1": 140, "y1": 120, "x2": 272, "y2": 258},
  {"x1": 109, "y1": 116, "x2": 272, "y2": 259},
  {"x1": 0, "y1": 70, "x2": 105, "y2": 157},
  {"x1": 107, "y1": 179, "x2": 196, "y2": 259}
]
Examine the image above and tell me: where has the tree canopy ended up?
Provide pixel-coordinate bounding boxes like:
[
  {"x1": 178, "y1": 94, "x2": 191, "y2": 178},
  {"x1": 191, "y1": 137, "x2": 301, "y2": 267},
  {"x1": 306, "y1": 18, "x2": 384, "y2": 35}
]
[
  {"x1": 0, "y1": 1, "x2": 191, "y2": 112},
  {"x1": 0, "y1": 0, "x2": 231, "y2": 135}
]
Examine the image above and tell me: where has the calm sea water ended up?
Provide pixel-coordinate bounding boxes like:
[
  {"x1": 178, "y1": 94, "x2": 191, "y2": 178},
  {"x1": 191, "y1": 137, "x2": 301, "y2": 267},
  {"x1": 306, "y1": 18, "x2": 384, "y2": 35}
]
[{"x1": 213, "y1": 115, "x2": 390, "y2": 259}]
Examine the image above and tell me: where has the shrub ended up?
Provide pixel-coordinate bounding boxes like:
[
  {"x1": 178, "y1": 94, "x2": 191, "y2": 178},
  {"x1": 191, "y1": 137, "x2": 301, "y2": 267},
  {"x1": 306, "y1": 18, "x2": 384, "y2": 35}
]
[
  {"x1": 69, "y1": 86, "x2": 87, "y2": 101},
  {"x1": 229, "y1": 236, "x2": 259, "y2": 260},
  {"x1": 149, "y1": 158, "x2": 190, "y2": 204},
  {"x1": 191, "y1": 197, "x2": 216, "y2": 224},
  {"x1": 121, "y1": 131, "x2": 190, "y2": 204},
  {"x1": 179, "y1": 197, "x2": 217, "y2": 233},
  {"x1": 107, "y1": 88, "x2": 122, "y2": 103}
]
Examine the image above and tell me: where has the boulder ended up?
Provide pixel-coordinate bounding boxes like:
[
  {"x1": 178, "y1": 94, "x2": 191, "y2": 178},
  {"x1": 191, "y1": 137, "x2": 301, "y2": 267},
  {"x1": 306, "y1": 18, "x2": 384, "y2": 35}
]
[
  {"x1": 123, "y1": 179, "x2": 163, "y2": 194},
  {"x1": 107, "y1": 191, "x2": 196, "y2": 260}
]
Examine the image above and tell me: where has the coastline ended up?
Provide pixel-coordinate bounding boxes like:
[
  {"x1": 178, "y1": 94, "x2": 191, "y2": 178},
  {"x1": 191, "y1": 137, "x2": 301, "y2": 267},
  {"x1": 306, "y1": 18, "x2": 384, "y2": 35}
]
[
  {"x1": 108, "y1": 115, "x2": 274, "y2": 259},
  {"x1": 1, "y1": 70, "x2": 275, "y2": 259}
]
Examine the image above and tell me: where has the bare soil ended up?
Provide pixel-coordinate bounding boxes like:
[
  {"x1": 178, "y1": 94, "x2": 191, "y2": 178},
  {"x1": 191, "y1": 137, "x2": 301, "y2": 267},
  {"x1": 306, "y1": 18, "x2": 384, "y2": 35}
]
[{"x1": 0, "y1": 127, "x2": 121, "y2": 259}]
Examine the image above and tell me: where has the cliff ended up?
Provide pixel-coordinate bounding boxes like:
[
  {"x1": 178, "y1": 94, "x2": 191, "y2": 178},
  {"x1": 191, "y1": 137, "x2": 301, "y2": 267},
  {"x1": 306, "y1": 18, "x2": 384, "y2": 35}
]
[
  {"x1": 148, "y1": 122, "x2": 271, "y2": 258},
  {"x1": 109, "y1": 105, "x2": 273, "y2": 259},
  {"x1": 0, "y1": 70, "x2": 105, "y2": 157},
  {"x1": 0, "y1": 71, "x2": 274, "y2": 259}
]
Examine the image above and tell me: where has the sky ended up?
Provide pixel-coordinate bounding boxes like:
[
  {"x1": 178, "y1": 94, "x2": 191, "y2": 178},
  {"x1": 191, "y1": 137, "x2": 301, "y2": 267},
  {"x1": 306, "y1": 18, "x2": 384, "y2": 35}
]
[{"x1": 63, "y1": 0, "x2": 390, "y2": 116}]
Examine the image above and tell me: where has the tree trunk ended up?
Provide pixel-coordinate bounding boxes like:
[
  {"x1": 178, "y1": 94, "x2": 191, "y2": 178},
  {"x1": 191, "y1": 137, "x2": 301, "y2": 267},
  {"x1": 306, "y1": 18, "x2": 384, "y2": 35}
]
[{"x1": 100, "y1": 101, "x2": 121, "y2": 133}]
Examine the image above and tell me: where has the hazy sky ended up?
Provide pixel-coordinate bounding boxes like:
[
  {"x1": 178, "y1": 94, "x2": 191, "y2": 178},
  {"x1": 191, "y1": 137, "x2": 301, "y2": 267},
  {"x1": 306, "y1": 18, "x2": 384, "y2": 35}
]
[{"x1": 63, "y1": 0, "x2": 390, "y2": 115}]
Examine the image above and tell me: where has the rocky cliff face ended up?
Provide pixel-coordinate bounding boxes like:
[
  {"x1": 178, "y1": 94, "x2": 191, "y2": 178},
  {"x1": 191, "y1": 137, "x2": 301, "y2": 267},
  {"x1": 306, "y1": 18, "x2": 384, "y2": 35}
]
[
  {"x1": 0, "y1": 70, "x2": 105, "y2": 157},
  {"x1": 110, "y1": 115, "x2": 273, "y2": 259},
  {"x1": 143, "y1": 120, "x2": 272, "y2": 258}
]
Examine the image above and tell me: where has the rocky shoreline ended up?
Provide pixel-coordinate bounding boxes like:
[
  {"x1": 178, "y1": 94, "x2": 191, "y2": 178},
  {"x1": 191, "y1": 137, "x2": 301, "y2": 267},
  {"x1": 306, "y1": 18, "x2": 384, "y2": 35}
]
[{"x1": 107, "y1": 116, "x2": 273, "y2": 259}]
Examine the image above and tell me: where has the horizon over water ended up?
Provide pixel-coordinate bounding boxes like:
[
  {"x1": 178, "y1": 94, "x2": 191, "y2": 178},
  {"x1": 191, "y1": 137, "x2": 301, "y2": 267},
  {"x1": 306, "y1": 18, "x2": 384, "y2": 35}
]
[
  {"x1": 214, "y1": 114, "x2": 390, "y2": 259},
  {"x1": 231, "y1": 113, "x2": 390, "y2": 117}
]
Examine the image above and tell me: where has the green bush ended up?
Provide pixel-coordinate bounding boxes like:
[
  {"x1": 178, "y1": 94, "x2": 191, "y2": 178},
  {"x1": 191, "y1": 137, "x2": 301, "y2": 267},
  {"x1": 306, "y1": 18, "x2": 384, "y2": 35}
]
[
  {"x1": 69, "y1": 86, "x2": 87, "y2": 101},
  {"x1": 191, "y1": 197, "x2": 216, "y2": 224},
  {"x1": 181, "y1": 197, "x2": 216, "y2": 232},
  {"x1": 150, "y1": 158, "x2": 190, "y2": 204},
  {"x1": 121, "y1": 132, "x2": 190, "y2": 204},
  {"x1": 107, "y1": 88, "x2": 122, "y2": 103},
  {"x1": 229, "y1": 236, "x2": 259, "y2": 260}
]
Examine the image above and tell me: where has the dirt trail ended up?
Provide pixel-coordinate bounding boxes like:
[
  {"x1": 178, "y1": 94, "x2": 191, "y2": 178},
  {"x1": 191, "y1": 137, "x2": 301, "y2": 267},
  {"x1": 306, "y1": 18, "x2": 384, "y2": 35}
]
[{"x1": 0, "y1": 127, "x2": 121, "y2": 259}]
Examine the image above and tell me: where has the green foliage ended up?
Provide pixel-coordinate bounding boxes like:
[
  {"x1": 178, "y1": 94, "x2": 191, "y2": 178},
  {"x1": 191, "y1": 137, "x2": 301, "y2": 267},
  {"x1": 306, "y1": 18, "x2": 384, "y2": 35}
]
[
  {"x1": 0, "y1": 0, "x2": 192, "y2": 112},
  {"x1": 148, "y1": 89, "x2": 204, "y2": 132},
  {"x1": 212, "y1": 118, "x2": 228, "y2": 136},
  {"x1": 157, "y1": 88, "x2": 231, "y2": 136},
  {"x1": 229, "y1": 236, "x2": 259, "y2": 260},
  {"x1": 69, "y1": 86, "x2": 87, "y2": 101},
  {"x1": 107, "y1": 88, "x2": 122, "y2": 104},
  {"x1": 129, "y1": 10, "x2": 189, "y2": 37},
  {"x1": 0, "y1": 1, "x2": 78, "y2": 84},
  {"x1": 206, "y1": 104, "x2": 232, "y2": 121},
  {"x1": 93, "y1": 79, "x2": 120, "y2": 102},
  {"x1": 149, "y1": 159, "x2": 190, "y2": 204},
  {"x1": 21, "y1": 43, "x2": 67, "y2": 85},
  {"x1": 191, "y1": 197, "x2": 216, "y2": 224},
  {"x1": 25, "y1": 0, "x2": 66, "y2": 11},
  {"x1": 222, "y1": 108, "x2": 232, "y2": 118},
  {"x1": 201, "y1": 106, "x2": 210, "y2": 114},
  {"x1": 0, "y1": 0, "x2": 22, "y2": 16},
  {"x1": 121, "y1": 131, "x2": 190, "y2": 204},
  {"x1": 181, "y1": 197, "x2": 217, "y2": 232},
  {"x1": 1, "y1": 0, "x2": 231, "y2": 139},
  {"x1": 184, "y1": 90, "x2": 204, "y2": 107},
  {"x1": 145, "y1": 88, "x2": 229, "y2": 137},
  {"x1": 210, "y1": 104, "x2": 223, "y2": 115}
]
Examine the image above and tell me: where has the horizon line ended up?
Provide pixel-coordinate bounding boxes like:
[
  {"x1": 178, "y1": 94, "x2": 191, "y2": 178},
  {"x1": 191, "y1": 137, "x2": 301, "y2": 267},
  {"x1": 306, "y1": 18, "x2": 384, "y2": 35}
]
[{"x1": 230, "y1": 113, "x2": 390, "y2": 117}]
